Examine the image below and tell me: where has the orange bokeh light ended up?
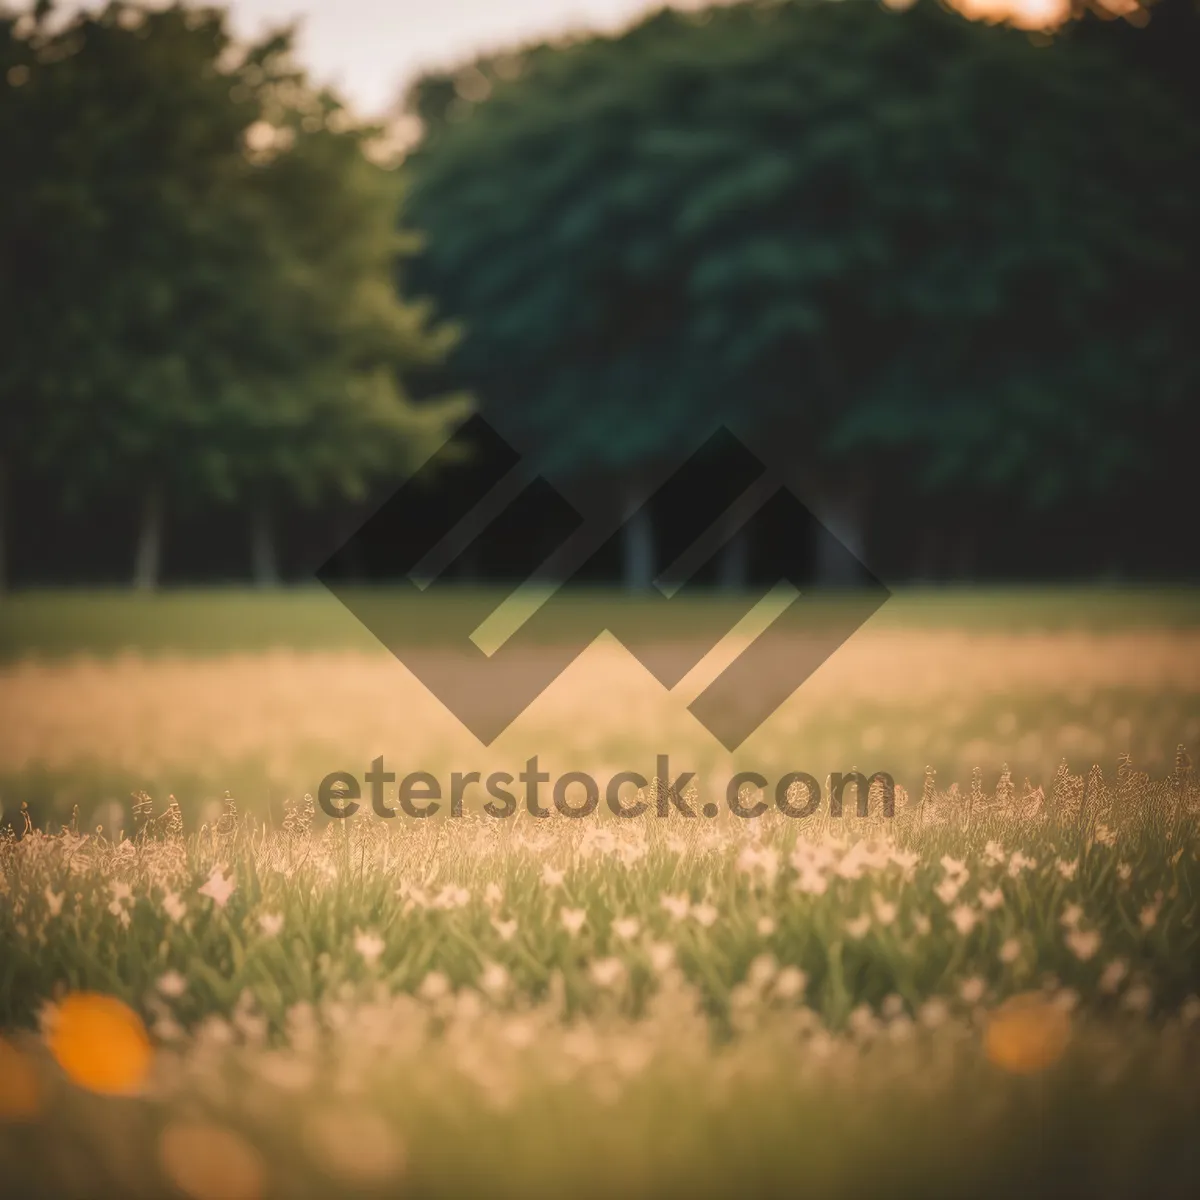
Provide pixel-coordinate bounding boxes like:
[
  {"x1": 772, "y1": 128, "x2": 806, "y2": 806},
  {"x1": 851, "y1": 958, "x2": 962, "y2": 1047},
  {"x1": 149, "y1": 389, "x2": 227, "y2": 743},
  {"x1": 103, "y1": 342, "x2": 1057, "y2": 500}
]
[{"x1": 45, "y1": 993, "x2": 153, "y2": 1096}]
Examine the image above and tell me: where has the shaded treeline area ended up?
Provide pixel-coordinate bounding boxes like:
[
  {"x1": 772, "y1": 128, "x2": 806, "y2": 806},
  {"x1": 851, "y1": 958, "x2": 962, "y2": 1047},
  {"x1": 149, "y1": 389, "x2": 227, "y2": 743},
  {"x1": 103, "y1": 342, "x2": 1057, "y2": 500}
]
[
  {"x1": 1, "y1": 0, "x2": 1198, "y2": 589},
  {"x1": 0, "y1": 1, "x2": 467, "y2": 591},
  {"x1": 400, "y1": 0, "x2": 1200, "y2": 587}
]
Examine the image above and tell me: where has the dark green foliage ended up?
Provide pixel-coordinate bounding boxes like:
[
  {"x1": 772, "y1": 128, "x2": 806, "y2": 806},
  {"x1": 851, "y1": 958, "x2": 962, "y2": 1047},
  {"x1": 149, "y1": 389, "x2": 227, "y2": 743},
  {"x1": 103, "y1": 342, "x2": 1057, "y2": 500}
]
[
  {"x1": 404, "y1": 0, "x2": 1199, "y2": 507},
  {"x1": 0, "y1": 2, "x2": 466, "y2": 577}
]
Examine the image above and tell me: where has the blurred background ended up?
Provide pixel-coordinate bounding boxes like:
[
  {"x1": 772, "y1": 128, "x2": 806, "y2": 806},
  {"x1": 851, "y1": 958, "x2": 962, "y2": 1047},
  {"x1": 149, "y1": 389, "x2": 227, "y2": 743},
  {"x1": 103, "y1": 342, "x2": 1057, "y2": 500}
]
[
  {"x1": 0, "y1": 0, "x2": 1198, "y2": 828},
  {"x1": 1, "y1": 0, "x2": 1197, "y2": 588}
]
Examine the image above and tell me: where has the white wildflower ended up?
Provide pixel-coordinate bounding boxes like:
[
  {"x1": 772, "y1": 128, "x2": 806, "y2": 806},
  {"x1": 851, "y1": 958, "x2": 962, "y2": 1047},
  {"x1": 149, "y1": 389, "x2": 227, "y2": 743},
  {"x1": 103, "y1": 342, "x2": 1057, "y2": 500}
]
[
  {"x1": 1099, "y1": 960, "x2": 1128, "y2": 994},
  {"x1": 560, "y1": 907, "x2": 586, "y2": 935},
  {"x1": 918, "y1": 997, "x2": 949, "y2": 1029},
  {"x1": 794, "y1": 868, "x2": 829, "y2": 896},
  {"x1": 1066, "y1": 928, "x2": 1102, "y2": 961},
  {"x1": 258, "y1": 911, "x2": 284, "y2": 937},
  {"x1": 934, "y1": 877, "x2": 962, "y2": 905},
  {"x1": 736, "y1": 844, "x2": 780, "y2": 885},
  {"x1": 354, "y1": 931, "x2": 386, "y2": 965},
  {"x1": 950, "y1": 905, "x2": 978, "y2": 936},
  {"x1": 773, "y1": 966, "x2": 808, "y2": 1001},
  {"x1": 959, "y1": 976, "x2": 986, "y2": 1005},
  {"x1": 589, "y1": 957, "x2": 625, "y2": 989},
  {"x1": 196, "y1": 1014, "x2": 233, "y2": 1047},
  {"x1": 433, "y1": 885, "x2": 470, "y2": 910},
  {"x1": 612, "y1": 917, "x2": 641, "y2": 941},
  {"x1": 747, "y1": 954, "x2": 778, "y2": 990},
  {"x1": 999, "y1": 937, "x2": 1021, "y2": 964},
  {"x1": 1008, "y1": 851, "x2": 1037, "y2": 877},
  {"x1": 1052, "y1": 987, "x2": 1080, "y2": 1013},
  {"x1": 479, "y1": 961, "x2": 510, "y2": 1000},
  {"x1": 834, "y1": 843, "x2": 870, "y2": 881},
  {"x1": 1060, "y1": 903, "x2": 1084, "y2": 930},
  {"x1": 156, "y1": 970, "x2": 188, "y2": 998},
  {"x1": 844, "y1": 914, "x2": 871, "y2": 940},
  {"x1": 418, "y1": 971, "x2": 451, "y2": 1002},
  {"x1": 198, "y1": 865, "x2": 235, "y2": 909}
]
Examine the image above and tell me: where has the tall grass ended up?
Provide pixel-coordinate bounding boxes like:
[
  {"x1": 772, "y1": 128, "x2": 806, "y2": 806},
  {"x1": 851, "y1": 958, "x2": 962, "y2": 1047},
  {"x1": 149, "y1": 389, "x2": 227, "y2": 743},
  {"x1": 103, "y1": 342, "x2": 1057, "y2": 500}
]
[{"x1": 2, "y1": 757, "x2": 1198, "y2": 1197}]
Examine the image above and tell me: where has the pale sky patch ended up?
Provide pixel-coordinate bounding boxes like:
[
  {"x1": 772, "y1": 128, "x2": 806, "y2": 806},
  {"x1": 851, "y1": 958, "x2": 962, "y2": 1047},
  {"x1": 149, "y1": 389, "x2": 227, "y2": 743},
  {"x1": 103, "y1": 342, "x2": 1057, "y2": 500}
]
[{"x1": 56, "y1": 2, "x2": 723, "y2": 115}]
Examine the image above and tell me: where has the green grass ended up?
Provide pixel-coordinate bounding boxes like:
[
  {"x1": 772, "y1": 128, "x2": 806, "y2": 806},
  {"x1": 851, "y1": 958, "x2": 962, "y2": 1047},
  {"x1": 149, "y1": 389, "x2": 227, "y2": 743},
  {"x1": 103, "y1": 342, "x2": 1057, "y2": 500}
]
[
  {"x1": 1, "y1": 783, "x2": 1199, "y2": 1198},
  {"x1": 2, "y1": 584, "x2": 1198, "y2": 660},
  {"x1": 2, "y1": 588, "x2": 1200, "y2": 1194},
  {"x1": 2, "y1": 586, "x2": 1198, "y2": 827}
]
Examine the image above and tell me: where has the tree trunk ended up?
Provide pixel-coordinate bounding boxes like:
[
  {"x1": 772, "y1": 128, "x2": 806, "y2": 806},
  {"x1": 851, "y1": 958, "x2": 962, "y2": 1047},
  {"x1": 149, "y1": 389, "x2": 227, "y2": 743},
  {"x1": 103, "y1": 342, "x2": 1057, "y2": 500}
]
[
  {"x1": 622, "y1": 485, "x2": 655, "y2": 591},
  {"x1": 133, "y1": 484, "x2": 164, "y2": 591},
  {"x1": 251, "y1": 501, "x2": 279, "y2": 587},
  {"x1": 814, "y1": 479, "x2": 868, "y2": 586},
  {"x1": 717, "y1": 526, "x2": 749, "y2": 591},
  {"x1": 0, "y1": 455, "x2": 7, "y2": 595}
]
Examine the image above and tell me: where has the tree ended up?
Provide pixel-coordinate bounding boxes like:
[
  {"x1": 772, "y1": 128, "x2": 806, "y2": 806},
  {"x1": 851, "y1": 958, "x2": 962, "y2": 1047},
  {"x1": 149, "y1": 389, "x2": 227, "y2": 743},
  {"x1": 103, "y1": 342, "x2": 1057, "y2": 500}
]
[
  {"x1": 0, "y1": 5, "x2": 43, "y2": 592},
  {"x1": 0, "y1": 2, "x2": 467, "y2": 589},
  {"x1": 402, "y1": 0, "x2": 1199, "y2": 582}
]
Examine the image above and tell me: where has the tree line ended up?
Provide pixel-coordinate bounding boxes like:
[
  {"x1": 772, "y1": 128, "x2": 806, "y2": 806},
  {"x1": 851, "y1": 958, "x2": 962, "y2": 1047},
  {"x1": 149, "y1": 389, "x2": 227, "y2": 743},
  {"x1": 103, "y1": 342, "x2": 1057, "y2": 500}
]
[
  {"x1": 2, "y1": 0, "x2": 1197, "y2": 589},
  {"x1": 0, "y1": 1, "x2": 467, "y2": 590},
  {"x1": 402, "y1": 0, "x2": 1199, "y2": 585}
]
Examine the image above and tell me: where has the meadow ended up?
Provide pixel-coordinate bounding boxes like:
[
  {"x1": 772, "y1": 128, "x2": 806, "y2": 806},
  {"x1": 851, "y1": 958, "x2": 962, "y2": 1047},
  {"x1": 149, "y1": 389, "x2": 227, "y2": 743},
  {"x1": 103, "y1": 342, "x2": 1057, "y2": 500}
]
[
  {"x1": 1, "y1": 587, "x2": 1199, "y2": 1198},
  {"x1": 2, "y1": 586, "x2": 1198, "y2": 830}
]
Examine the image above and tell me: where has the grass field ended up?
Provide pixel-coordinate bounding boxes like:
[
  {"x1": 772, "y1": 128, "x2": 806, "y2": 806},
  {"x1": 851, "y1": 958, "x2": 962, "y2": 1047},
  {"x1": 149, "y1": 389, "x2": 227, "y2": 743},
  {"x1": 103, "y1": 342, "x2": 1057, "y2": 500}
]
[
  {"x1": 3, "y1": 585, "x2": 1198, "y2": 661},
  {"x1": 2, "y1": 588, "x2": 1199, "y2": 1197},
  {"x1": 2, "y1": 587, "x2": 1197, "y2": 828}
]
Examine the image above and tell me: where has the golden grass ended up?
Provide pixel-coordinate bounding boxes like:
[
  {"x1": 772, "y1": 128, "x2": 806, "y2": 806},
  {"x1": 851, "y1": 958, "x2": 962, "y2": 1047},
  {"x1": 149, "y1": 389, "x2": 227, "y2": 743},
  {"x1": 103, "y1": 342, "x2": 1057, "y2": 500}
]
[{"x1": 1, "y1": 629, "x2": 1196, "y2": 804}]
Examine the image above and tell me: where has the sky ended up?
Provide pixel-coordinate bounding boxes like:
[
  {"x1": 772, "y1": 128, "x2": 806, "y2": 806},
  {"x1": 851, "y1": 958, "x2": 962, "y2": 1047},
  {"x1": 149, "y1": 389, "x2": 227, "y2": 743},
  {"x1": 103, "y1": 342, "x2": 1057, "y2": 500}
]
[
  {"x1": 51, "y1": 0, "x2": 1073, "y2": 118},
  {"x1": 211, "y1": 1, "x2": 716, "y2": 116}
]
